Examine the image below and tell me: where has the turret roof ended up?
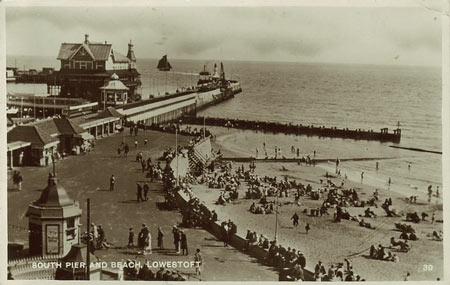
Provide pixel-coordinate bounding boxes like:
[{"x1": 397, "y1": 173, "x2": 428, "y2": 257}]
[{"x1": 35, "y1": 177, "x2": 74, "y2": 207}]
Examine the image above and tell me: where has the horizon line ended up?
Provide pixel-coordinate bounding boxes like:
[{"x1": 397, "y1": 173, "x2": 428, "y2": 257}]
[{"x1": 6, "y1": 53, "x2": 441, "y2": 69}]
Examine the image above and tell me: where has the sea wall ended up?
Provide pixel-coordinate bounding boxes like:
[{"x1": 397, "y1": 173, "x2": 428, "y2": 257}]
[{"x1": 174, "y1": 189, "x2": 315, "y2": 281}]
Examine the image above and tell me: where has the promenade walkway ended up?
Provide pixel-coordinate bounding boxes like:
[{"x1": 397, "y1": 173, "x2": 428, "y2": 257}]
[{"x1": 7, "y1": 129, "x2": 277, "y2": 281}]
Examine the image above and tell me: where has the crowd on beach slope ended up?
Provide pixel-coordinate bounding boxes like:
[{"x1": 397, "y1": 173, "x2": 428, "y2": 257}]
[{"x1": 146, "y1": 122, "x2": 442, "y2": 281}]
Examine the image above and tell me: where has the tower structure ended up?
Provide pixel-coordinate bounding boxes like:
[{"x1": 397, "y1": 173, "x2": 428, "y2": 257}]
[{"x1": 26, "y1": 169, "x2": 82, "y2": 256}]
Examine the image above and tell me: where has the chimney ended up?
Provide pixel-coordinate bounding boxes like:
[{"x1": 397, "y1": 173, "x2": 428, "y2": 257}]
[{"x1": 84, "y1": 34, "x2": 89, "y2": 44}]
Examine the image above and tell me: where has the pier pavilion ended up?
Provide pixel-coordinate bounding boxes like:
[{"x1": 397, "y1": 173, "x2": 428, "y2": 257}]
[{"x1": 50, "y1": 34, "x2": 141, "y2": 102}]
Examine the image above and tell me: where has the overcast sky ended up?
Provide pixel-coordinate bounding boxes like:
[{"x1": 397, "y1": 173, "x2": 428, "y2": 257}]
[{"x1": 5, "y1": 6, "x2": 442, "y2": 66}]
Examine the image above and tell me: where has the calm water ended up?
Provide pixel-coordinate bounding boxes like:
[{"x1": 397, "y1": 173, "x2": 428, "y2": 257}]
[{"x1": 7, "y1": 55, "x2": 442, "y2": 195}]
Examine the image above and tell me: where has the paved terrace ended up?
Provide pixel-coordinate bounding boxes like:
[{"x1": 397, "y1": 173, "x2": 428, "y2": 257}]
[{"x1": 7, "y1": 129, "x2": 277, "y2": 281}]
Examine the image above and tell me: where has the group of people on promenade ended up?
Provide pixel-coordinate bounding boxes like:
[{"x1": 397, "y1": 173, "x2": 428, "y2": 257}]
[{"x1": 86, "y1": 223, "x2": 108, "y2": 252}]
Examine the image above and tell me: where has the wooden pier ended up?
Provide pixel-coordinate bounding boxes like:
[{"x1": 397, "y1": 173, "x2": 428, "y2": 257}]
[{"x1": 181, "y1": 116, "x2": 402, "y2": 143}]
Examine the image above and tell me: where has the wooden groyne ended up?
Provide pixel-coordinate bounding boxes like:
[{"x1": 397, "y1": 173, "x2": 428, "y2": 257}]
[
  {"x1": 221, "y1": 157, "x2": 398, "y2": 163},
  {"x1": 181, "y1": 116, "x2": 402, "y2": 143},
  {"x1": 389, "y1": 145, "x2": 441, "y2": 155}
]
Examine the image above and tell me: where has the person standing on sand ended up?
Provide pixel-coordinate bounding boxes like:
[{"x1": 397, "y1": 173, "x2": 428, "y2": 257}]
[
  {"x1": 388, "y1": 177, "x2": 392, "y2": 190},
  {"x1": 361, "y1": 172, "x2": 364, "y2": 184},
  {"x1": 376, "y1": 162, "x2": 379, "y2": 170},
  {"x1": 291, "y1": 213, "x2": 299, "y2": 227},
  {"x1": 305, "y1": 223, "x2": 310, "y2": 234},
  {"x1": 109, "y1": 174, "x2": 115, "y2": 191},
  {"x1": 431, "y1": 213, "x2": 435, "y2": 224},
  {"x1": 404, "y1": 272, "x2": 410, "y2": 281},
  {"x1": 428, "y1": 185, "x2": 433, "y2": 202}
]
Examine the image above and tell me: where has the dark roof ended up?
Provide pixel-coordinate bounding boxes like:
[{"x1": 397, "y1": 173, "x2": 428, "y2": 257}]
[
  {"x1": 30, "y1": 118, "x2": 59, "y2": 136},
  {"x1": 29, "y1": 118, "x2": 85, "y2": 136},
  {"x1": 57, "y1": 43, "x2": 112, "y2": 61},
  {"x1": 97, "y1": 107, "x2": 124, "y2": 119},
  {"x1": 36, "y1": 177, "x2": 74, "y2": 207},
  {"x1": 7, "y1": 125, "x2": 59, "y2": 147},
  {"x1": 54, "y1": 118, "x2": 86, "y2": 135},
  {"x1": 8, "y1": 118, "x2": 85, "y2": 147}
]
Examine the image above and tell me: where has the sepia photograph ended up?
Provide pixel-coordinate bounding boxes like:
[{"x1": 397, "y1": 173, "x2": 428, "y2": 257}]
[{"x1": 2, "y1": 0, "x2": 447, "y2": 282}]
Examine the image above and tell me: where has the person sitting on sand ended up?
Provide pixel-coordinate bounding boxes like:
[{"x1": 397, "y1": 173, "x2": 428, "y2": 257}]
[
  {"x1": 359, "y1": 219, "x2": 374, "y2": 229},
  {"x1": 217, "y1": 193, "x2": 227, "y2": 205},
  {"x1": 364, "y1": 207, "x2": 376, "y2": 218},
  {"x1": 432, "y1": 230, "x2": 443, "y2": 241},
  {"x1": 249, "y1": 202, "x2": 256, "y2": 213},
  {"x1": 400, "y1": 231, "x2": 409, "y2": 240},
  {"x1": 373, "y1": 189, "x2": 379, "y2": 200},
  {"x1": 409, "y1": 232, "x2": 418, "y2": 241}
]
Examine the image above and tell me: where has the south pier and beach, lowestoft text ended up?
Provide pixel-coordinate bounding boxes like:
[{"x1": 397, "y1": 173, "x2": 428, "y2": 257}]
[{"x1": 32, "y1": 261, "x2": 200, "y2": 269}]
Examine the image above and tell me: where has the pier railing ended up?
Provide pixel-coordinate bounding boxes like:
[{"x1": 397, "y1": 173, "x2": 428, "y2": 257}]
[{"x1": 182, "y1": 116, "x2": 401, "y2": 143}]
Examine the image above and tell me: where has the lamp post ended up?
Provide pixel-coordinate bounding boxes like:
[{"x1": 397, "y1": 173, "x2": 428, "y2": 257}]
[
  {"x1": 175, "y1": 126, "x2": 179, "y2": 187},
  {"x1": 274, "y1": 189, "x2": 279, "y2": 242},
  {"x1": 203, "y1": 117, "x2": 206, "y2": 139}
]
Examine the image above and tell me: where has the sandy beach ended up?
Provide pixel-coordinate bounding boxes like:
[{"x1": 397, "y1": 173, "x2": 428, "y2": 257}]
[{"x1": 186, "y1": 128, "x2": 444, "y2": 281}]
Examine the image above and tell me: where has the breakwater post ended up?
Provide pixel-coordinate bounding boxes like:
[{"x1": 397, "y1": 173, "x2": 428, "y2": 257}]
[{"x1": 181, "y1": 116, "x2": 401, "y2": 143}]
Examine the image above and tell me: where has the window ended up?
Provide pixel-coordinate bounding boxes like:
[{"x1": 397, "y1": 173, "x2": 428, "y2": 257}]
[{"x1": 66, "y1": 218, "x2": 76, "y2": 240}]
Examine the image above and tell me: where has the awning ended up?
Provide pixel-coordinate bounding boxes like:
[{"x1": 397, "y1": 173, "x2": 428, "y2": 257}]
[{"x1": 7, "y1": 141, "x2": 31, "y2": 151}]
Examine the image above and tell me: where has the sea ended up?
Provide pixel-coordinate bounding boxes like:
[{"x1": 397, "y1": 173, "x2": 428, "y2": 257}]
[{"x1": 6, "y1": 55, "x2": 442, "y2": 198}]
